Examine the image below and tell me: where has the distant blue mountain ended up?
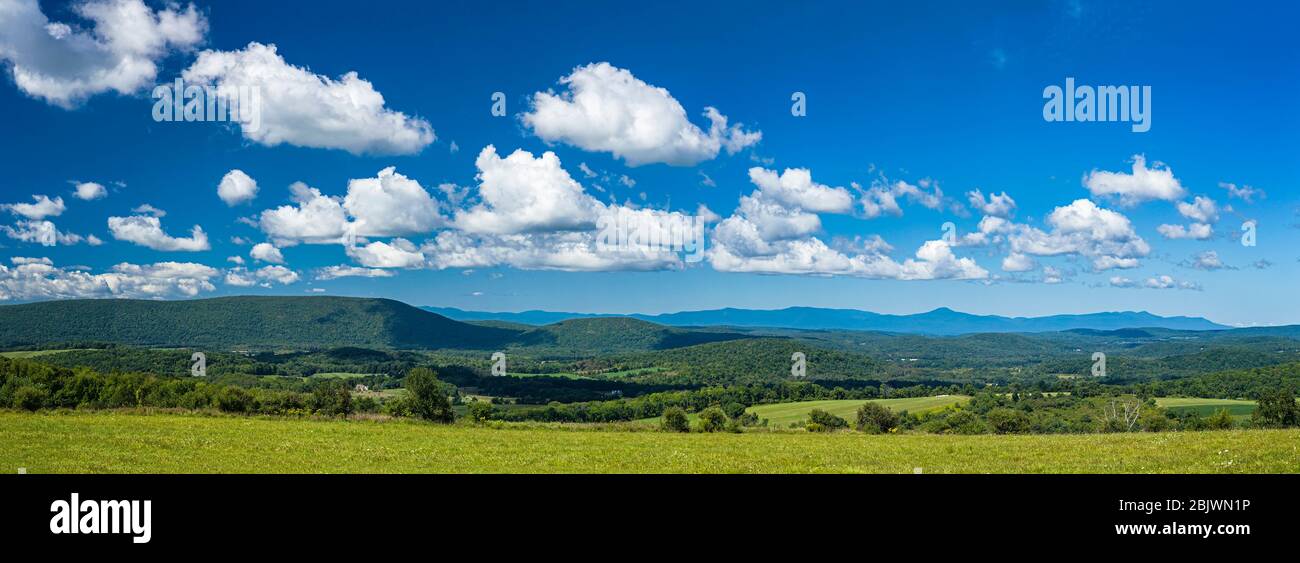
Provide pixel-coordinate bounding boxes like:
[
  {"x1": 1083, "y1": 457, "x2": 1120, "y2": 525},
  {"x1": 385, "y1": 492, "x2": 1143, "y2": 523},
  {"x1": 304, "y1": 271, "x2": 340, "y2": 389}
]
[{"x1": 421, "y1": 306, "x2": 1230, "y2": 335}]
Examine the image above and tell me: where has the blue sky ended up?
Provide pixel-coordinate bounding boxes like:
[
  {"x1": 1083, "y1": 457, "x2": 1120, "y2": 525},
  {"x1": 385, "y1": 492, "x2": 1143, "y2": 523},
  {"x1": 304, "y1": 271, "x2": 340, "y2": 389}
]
[{"x1": 0, "y1": 0, "x2": 1296, "y2": 325}]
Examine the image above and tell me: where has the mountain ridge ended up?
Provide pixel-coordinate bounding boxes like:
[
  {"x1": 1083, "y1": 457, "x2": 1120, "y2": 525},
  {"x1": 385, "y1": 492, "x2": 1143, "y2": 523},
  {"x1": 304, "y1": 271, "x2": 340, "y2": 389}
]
[{"x1": 423, "y1": 305, "x2": 1230, "y2": 335}]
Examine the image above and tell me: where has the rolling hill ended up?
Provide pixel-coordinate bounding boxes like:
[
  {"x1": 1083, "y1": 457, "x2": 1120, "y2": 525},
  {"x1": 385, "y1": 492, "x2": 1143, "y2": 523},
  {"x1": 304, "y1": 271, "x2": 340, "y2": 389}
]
[{"x1": 0, "y1": 296, "x2": 518, "y2": 350}]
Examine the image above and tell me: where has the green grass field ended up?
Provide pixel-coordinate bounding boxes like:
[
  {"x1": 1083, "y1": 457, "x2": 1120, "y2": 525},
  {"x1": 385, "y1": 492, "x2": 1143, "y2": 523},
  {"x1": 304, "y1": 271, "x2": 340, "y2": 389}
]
[
  {"x1": 310, "y1": 372, "x2": 382, "y2": 379},
  {"x1": 0, "y1": 349, "x2": 87, "y2": 359},
  {"x1": 749, "y1": 396, "x2": 970, "y2": 427},
  {"x1": 5, "y1": 411, "x2": 1295, "y2": 473},
  {"x1": 1156, "y1": 397, "x2": 1258, "y2": 420},
  {"x1": 637, "y1": 395, "x2": 970, "y2": 426}
]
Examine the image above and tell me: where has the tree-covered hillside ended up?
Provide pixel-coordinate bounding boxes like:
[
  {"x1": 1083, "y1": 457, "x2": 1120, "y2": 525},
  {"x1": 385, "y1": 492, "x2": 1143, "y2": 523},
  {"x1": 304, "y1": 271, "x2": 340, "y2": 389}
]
[{"x1": 0, "y1": 296, "x2": 519, "y2": 350}]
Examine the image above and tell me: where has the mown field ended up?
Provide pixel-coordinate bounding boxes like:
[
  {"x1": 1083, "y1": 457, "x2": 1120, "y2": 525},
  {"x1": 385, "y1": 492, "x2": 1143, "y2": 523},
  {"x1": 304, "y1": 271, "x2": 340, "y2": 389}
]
[
  {"x1": 635, "y1": 395, "x2": 969, "y2": 426},
  {"x1": 0, "y1": 349, "x2": 86, "y2": 359},
  {"x1": 2, "y1": 411, "x2": 1297, "y2": 473},
  {"x1": 1155, "y1": 397, "x2": 1258, "y2": 420},
  {"x1": 749, "y1": 395, "x2": 969, "y2": 427}
]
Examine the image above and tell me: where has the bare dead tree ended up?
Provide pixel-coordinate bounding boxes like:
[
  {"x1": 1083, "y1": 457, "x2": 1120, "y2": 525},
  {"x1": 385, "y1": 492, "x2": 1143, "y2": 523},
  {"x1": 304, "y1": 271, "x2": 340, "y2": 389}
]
[{"x1": 1105, "y1": 399, "x2": 1141, "y2": 432}]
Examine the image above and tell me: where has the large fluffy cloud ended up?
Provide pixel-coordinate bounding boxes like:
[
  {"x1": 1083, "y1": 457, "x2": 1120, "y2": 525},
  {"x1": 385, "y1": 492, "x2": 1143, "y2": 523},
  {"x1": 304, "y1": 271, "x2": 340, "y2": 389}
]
[
  {"x1": 0, "y1": 257, "x2": 217, "y2": 300},
  {"x1": 0, "y1": 0, "x2": 205, "y2": 107},
  {"x1": 1083, "y1": 155, "x2": 1185, "y2": 206},
  {"x1": 342, "y1": 167, "x2": 443, "y2": 237},
  {"x1": 521, "y1": 62, "x2": 759, "y2": 166},
  {"x1": 454, "y1": 146, "x2": 601, "y2": 235},
  {"x1": 258, "y1": 182, "x2": 350, "y2": 245},
  {"x1": 706, "y1": 163, "x2": 984, "y2": 280},
  {"x1": 968, "y1": 199, "x2": 1150, "y2": 271},
  {"x1": 182, "y1": 42, "x2": 434, "y2": 155},
  {"x1": 1009, "y1": 199, "x2": 1150, "y2": 270},
  {"x1": 259, "y1": 168, "x2": 444, "y2": 245},
  {"x1": 107, "y1": 214, "x2": 209, "y2": 251}
]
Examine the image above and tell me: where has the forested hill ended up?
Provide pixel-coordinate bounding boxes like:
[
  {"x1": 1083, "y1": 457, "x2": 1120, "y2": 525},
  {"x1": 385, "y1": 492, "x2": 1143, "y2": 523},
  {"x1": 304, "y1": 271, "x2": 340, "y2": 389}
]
[{"x1": 0, "y1": 296, "x2": 520, "y2": 350}]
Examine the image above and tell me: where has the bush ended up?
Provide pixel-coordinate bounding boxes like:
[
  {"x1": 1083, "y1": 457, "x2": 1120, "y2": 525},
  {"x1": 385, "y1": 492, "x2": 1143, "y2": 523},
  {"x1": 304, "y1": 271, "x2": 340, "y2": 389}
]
[
  {"x1": 986, "y1": 407, "x2": 1030, "y2": 434},
  {"x1": 661, "y1": 406, "x2": 690, "y2": 433},
  {"x1": 467, "y1": 400, "x2": 494, "y2": 423},
  {"x1": 721, "y1": 402, "x2": 746, "y2": 419},
  {"x1": 1206, "y1": 408, "x2": 1235, "y2": 430},
  {"x1": 734, "y1": 411, "x2": 760, "y2": 427},
  {"x1": 12, "y1": 385, "x2": 47, "y2": 411},
  {"x1": 353, "y1": 395, "x2": 378, "y2": 413},
  {"x1": 937, "y1": 409, "x2": 988, "y2": 434},
  {"x1": 695, "y1": 407, "x2": 728, "y2": 433},
  {"x1": 213, "y1": 384, "x2": 250, "y2": 413},
  {"x1": 856, "y1": 402, "x2": 899, "y2": 434},
  {"x1": 215, "y1": 386, "x2": 254, "y2": 413},
  {"x1": 381, "y1": 395, "x2": 413, "y2": 418},
  {"x1": 807, "y1": 408, "x2": 848, "y2": 431},
  {"x1": 405, "y1": 368, "x2": 454, "y2": 423}
]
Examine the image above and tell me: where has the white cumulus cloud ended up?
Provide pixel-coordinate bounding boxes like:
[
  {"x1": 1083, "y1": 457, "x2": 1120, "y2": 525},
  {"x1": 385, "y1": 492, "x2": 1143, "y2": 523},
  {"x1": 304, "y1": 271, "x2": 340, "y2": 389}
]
[
  {"x1": 3, "y1": 194, "x2": 65, "y2": 219},
  {"x1": 217, "y1": 169, "x2": 258, "y2": 206},
  {"x1": 249, "y1": 242, "x2": 284, "y2": 264},
  {"x1": 521, "y1": 62, "x2": 759, "y2": 166},
  {"x1": 107, "y1": 214, "x2": 209, "y2": 251},
  {"x1": 0, "y1": 0, "x2": 206, "y2": 107},
  {"x1": 1083, "y1": 155, "x2": 1186, "y2": 206},
  {"x1": 182, "y1": 42, "x2": 434, "y2": 155},
  {"x1": 73, "y1": 181, "x2": 107, "y2": 201},
  {"x1": 0, "y1": 256, "x2": 217, "y2": 300}
]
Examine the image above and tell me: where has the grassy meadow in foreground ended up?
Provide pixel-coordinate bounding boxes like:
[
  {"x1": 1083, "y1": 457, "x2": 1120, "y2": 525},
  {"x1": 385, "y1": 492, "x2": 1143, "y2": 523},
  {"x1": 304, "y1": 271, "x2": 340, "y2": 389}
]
[{"x1": 2, "y1": 411, "x2": 1297, "y2": 474}]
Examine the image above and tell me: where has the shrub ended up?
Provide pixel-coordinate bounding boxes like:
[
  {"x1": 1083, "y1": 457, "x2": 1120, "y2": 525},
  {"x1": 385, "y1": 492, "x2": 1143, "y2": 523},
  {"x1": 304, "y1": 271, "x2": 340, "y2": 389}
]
[
  {"x1": 467, "y1": 400, "x2": 494, "y2": 423},
  {"x1": 381, "y1": 395, "x2": 413, "y2": 418},
  {"x1": 215, "y1": 386, "x2": 254, "y2": 413},
  {"x1": 405, "y1": 368, "x2": 454, "y2": 423},
  {"x1": 695, "y1": 407, "x2": 728, "y2": 433},
  {"x1": 807, "y1": 408, "x2": 848, "y2": 431},
  {"x1": 986, "y1": 407, "x2": 1030, "y2": 434},
  {"x1": 661, "y1": 406, "x2": 690, "y2": 433},
  {"x1": 856, "y1": 402, "x2": 899, "y2": 434},
  {"x1": 1206, "y1": 408, "x2": 1235, "y2": 430},
  {"x1": 353, "y1": 395, "x2": 378, "y2": 413},
  {"x1": 12, "y1": 385, "x2": 47, "y2": 411},
  {"x1": 721, "y1": 402, "x2": 746, "y2": 419}
]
